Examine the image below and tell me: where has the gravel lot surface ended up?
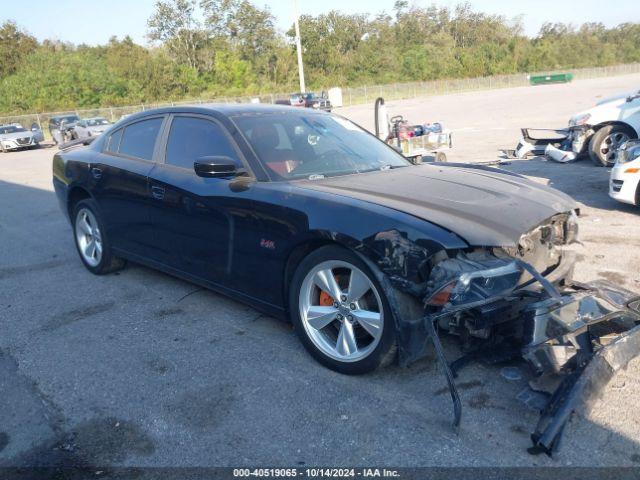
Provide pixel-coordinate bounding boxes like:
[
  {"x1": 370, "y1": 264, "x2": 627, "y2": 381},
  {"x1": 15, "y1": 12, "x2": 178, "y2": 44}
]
[{"x1": 1, "y1": 74, "x2": 639, "y2": 470}]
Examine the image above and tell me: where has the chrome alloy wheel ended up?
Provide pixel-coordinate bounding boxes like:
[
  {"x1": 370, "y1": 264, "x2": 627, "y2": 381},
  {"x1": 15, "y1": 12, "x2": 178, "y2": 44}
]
[
  {"x1": 75, "y1": 208, "x2": 103, "y2": 267},
  {"x1": 299, "y1": 260, "x2": 384, "y2": 362},
  {"x1": 600, "y1": 131, "x2": 630, "y2": 164}
]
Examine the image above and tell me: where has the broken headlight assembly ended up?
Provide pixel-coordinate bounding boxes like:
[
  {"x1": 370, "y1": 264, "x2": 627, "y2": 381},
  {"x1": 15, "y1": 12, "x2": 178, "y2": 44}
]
[
  {"x1": 424, "y1": 252, "x2": 522, "y2": 311},
  {"x1": 568, "y1": 113, "x2": 591, "y2": 127}
]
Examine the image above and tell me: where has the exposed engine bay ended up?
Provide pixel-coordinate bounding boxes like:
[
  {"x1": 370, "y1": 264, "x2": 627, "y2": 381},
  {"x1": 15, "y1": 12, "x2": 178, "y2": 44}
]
[{"x1": 386, "y1": 211, "x2": 640, "y2": 456}]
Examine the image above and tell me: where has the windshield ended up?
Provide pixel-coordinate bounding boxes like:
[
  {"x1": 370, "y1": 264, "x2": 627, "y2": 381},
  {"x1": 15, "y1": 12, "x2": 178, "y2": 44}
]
[
  {"x1": 0, "y1": 126, "x2": 26, "y2": 134},
  {"x1": 233, "y1": 112, "x2": 410, "y2": 180},
  {"x1": 87, "y1": 118, "x2": 110, "y2": 126}
]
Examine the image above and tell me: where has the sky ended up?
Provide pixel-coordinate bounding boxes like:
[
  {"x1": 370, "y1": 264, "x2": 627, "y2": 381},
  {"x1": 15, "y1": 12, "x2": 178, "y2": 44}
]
[{"x1": 2, "y1": 0, "x2": 639, "y2": 46}]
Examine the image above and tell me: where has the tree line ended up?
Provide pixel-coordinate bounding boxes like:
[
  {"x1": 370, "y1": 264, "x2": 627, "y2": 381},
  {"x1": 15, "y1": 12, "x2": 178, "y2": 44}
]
[{"x1": 1, "y1": 0, "x2": 639, "y2": 115}]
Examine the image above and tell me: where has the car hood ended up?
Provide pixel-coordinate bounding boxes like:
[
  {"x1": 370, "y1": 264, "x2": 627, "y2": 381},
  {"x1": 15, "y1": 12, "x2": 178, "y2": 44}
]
[
  {"x1": 296, "y1": 164, "x2": 577, "y2": 247},
  {"x1": 0, "y1": 131, "x2": 33, "y2": 141},
  {"x1": 596, "y1": 89, "x2": 639, "y2": 106}
]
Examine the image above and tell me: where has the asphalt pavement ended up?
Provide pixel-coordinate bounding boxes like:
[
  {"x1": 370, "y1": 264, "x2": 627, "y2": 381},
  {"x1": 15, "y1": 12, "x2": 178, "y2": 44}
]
[{"x1": 1, "y1": 74, "x2": 640, "y2": 469}]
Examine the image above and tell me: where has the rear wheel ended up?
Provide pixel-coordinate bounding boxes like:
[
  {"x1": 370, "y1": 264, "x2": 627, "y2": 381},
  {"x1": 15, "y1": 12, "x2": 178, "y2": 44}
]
[
  {"x1": 589, "y1": 125, "x2": 635, "y2": 167},
  {"x1": 289, "y1": 246, "x2": 396, "y2": 374},
  {"x1": 72, "y1": 199, "x2": 125, "y2": 275}
]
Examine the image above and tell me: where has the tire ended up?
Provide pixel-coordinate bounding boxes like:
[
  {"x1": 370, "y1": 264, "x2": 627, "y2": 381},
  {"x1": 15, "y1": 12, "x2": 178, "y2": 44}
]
[
  {"x1": 589, "y1": 125, "x2": 635, "y2": 167},
  {"x1": 289, "y1": 245, "x2": 396, "y2": 374},
  {"x1": 72, "y1": 199, "x2": 125, "y2": 275},
  {"x1": 0, "y1": 143, "x2": 6, "y2": 153},
  {"x1": 435, "y1": 152, "x2": 447, "y2": 162}
]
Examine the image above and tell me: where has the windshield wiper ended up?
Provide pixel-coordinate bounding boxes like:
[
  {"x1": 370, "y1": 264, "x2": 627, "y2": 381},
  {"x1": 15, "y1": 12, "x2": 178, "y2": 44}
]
[{"x1": 373, "y1": 164, "x2": 407, "y2": 172}]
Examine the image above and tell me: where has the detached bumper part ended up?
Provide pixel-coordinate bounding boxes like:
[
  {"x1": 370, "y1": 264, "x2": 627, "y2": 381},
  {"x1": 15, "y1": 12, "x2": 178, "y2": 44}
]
[
  {"x1": 504, "y1": 127, "x2": 589, "y2": 162},
  {"x1": 422, "y1": 260, "x2": 640, "y2": 456},
  {"x1": 529, "y1": 322, "x2": 640, "y2": 455},
  {"x1": 523, "y1": 282, "x2": 640, "y2": 455},
  {"x1": 504, "y1": 128, "x2": 570, "y2": 159},
  {"x1": 544, "y1": 144, "x2": 577, "y2": 163}
]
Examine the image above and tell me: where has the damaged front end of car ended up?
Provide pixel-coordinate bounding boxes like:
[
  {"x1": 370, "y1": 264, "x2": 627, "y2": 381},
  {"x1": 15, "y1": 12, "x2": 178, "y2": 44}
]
[
  {"x1": 373, "y1": 211, "x2": 640, "y2": 456},
  {"x1": 502, "y1": 127, "x2": 592, "y2": 163}
]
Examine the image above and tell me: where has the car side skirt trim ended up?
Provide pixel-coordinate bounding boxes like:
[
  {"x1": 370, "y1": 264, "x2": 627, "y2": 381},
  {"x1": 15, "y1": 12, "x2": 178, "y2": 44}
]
[{"x1": 112, "y1": 247, "x2": 287, "y2": 320}]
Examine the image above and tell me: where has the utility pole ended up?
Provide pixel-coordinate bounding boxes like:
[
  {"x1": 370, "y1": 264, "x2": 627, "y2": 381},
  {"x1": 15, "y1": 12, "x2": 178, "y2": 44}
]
[{"x1": 293, "y1": 0, "x2": 306, "y2": 93}]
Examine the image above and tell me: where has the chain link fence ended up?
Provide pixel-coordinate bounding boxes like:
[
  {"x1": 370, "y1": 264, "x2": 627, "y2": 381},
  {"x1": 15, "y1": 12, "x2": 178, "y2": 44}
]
[{"x1": 2, "y1": 63, "x2": 639, "y2": 141}]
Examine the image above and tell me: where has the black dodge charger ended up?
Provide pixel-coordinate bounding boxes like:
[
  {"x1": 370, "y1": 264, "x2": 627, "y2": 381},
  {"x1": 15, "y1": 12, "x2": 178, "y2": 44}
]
[{"x1": 53, "y1": 104, "x2": 640, "y2": 453}]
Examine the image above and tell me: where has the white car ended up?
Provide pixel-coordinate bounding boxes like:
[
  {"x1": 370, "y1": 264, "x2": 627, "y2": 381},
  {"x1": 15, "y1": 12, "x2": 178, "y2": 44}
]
[
  {"x1": 0, "y1": 123, "x2": 44, "y2": 152},
  {"x1": 510, "y1": 89, "x2": 640, "y2": 166},
  {"x1": 569, "y1": 89, "x2": 640, "y2": 166},
  {"x1": 72, "y1": 117, "x2": 112, "y2": 139},
  {"x1": 610, "y1": 139, "x2": 640, "y2": 206}
]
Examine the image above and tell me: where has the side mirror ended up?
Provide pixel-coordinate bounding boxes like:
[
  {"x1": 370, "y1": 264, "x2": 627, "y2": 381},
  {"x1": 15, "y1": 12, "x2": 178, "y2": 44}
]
[{"x1": 194, "y1": 156, "x2": 241, "y2": 178}]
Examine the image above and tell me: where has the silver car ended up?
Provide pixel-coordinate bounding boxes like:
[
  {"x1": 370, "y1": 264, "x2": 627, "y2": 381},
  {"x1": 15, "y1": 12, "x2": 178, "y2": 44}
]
[
  {"x1": 0, "y1": 123, "x2": 44, "y2": 152},
  {"x1": 72, "y1": 117, "x2": 112, "y2": 139}
]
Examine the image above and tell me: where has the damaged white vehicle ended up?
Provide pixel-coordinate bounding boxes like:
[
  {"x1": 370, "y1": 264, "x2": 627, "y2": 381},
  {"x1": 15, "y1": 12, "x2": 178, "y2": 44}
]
[{"x1": 508, "y1": 88, "x2": 640, "y2": 166}]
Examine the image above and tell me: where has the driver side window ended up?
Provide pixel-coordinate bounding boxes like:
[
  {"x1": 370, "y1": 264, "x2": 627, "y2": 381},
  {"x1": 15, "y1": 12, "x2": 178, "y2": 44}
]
[{"x1": 165, "y1": 116, "x2": 241, "y2": 170}]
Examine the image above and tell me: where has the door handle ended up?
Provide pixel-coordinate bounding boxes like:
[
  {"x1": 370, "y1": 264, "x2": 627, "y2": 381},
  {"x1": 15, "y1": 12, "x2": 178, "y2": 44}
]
[
  {"x1": 151, "y1": 185, "x2": 165, "y2": 200},
  {"x1": 91, "y1": 167, "x2": 102, "y2": 179}
]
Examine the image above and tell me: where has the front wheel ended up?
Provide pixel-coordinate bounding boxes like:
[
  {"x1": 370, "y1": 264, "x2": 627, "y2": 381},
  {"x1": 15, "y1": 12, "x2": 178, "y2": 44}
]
[
  {"x1": 289, "y1": 246, "x2": 396, "y2": 374},
  {"x1": 72, "y1": 199, "x2": 125, "y2": 274},
  {"x1": 589, "y1": 125, "x2": 635, "y2": 167}
]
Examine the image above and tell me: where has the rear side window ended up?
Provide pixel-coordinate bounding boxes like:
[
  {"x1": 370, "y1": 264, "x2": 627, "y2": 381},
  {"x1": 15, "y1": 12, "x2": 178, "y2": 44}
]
[
  {"x1": 118, "y1": 117, "x2": 163, "y2": 161},
  {"x1": 165, "y1": 116, "x2": 241, "y2": 170},
  {"x1": 106, "y1": 128, "x2": 123, "y2": 153}
]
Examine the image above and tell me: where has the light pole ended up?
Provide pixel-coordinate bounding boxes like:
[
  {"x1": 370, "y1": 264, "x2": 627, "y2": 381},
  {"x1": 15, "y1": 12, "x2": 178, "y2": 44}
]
[{"x1": 293, "y1": 0, "x2": 306, "y2": 93}]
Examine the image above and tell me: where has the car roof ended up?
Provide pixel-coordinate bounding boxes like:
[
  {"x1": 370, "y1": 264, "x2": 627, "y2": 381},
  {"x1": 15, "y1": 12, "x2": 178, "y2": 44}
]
[
  {"x1": 50, "y1": 114, "x2": 80, "y2": 120},
  {"x1": 117, "y1": 103, "x2": 328, "y2": 123}
]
